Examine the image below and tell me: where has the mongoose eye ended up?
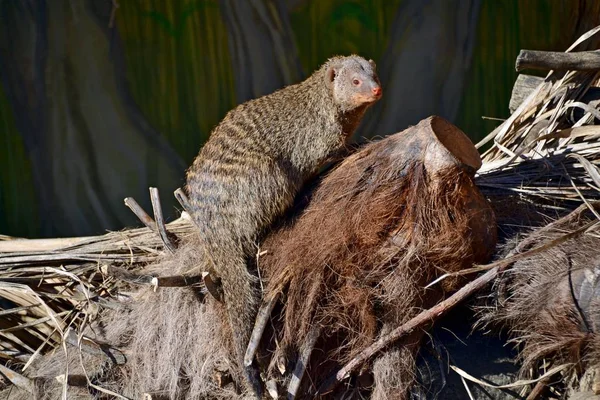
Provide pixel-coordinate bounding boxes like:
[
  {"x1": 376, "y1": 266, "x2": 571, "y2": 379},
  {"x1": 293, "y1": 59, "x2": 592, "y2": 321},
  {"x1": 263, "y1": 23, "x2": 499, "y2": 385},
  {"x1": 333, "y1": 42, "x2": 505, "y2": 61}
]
[{"x1": 352, "y1": 79, "x2": 361, "y2": 86}]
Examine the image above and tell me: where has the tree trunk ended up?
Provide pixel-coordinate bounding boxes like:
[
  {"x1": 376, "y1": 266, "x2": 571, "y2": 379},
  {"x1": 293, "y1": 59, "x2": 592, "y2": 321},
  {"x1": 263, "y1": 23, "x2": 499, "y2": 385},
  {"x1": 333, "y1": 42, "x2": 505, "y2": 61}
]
[
  {"x1": 0, "y1": 0, "x2": 185, "y2": 237},
  {"x1": 357, "y1": 0, "x2": 481, "y2": 139},
  {"x1": 219, "y1": 0, "x2": 304, "y2": 103}
]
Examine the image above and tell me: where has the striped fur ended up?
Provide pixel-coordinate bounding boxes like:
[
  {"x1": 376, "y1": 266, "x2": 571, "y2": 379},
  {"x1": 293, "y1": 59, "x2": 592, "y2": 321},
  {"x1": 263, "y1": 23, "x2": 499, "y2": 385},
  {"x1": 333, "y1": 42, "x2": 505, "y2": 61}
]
[{"x1": 185, "y1": 55, "x2": 381, "y2": 395}]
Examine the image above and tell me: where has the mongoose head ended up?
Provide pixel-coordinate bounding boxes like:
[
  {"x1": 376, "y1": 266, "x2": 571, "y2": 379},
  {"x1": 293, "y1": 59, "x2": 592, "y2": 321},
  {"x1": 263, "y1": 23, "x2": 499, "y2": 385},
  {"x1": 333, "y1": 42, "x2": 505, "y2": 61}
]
[{"x1": 325, "y1": 55, "x2": 382, "y2": 112}]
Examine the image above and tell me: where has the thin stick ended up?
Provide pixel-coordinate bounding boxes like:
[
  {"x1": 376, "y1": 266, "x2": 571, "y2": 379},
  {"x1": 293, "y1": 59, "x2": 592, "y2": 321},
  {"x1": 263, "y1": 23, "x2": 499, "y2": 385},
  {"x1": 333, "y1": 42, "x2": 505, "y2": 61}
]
[
  {"x1": 334, "y1": 204, "x2": 599, "y2": 383},
  {"x1": 201, "y1": 272, "x2": 224, "y2": 302},
  {"x1": 287, "y1": 326, "x2": 320, "y2": 400},
  {"x1": 336, "y1": 266, "x2": 500, "y2": 382},
  {"x1": 426, "y1": 218, "x2": 599, "y2": 288},
  {"x1": 516, "y1": 50, "x2": 600, "y2": 72},
  {"x1": 101, "y1": 265, "x2": 201, "y2": 288},
  {"x1": 526, "y1": 378, "x2": 549, "y2": 400},
  {"x1": 149, "y1": 187, "x2": 176, "y2": 253},
  {"x1": 124, "y1": 197, "x2": 157, "y2": 231},
  {"x1": 174, "y1": 188, "x2": 191, "y2": 213},
  {"x1": 244, "y1": 294, "x2": 279, "y2": 366}
]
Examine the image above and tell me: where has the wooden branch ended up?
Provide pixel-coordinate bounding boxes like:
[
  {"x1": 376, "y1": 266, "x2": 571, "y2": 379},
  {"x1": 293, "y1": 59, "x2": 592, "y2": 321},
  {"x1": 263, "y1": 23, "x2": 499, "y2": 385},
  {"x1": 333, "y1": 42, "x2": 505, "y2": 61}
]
[
  {"x1": 244, "y1": 294, "x2": 279, "y2": 367},
  {"x1": 287, "y1": 326, "x2": 320, "y2": 400},
  {"x1": 333, "y1": 203, "x2": 599, "y2": 384},
  {"x1": 101, "y1": 265, "x2": 202, "y2": 288},
  {"x1": 335, "y1": 265, "x2": 500, "y2": 382},
  {"x1": 174, "y1": 188, "x2": 191, "y2": 213},
  {"x1": 149, "y1": 187, "x2": 176, "y2": 253},
  {"x1": 124, "y1": 197, "x2": 156, "y2": 231},
  {"x1": 509, "y1": 74, "x2": 544, "y2": 113},
  {"x1": 516, "y1": 50, "x2": 600, "y2": 72},
  {"x1": 526, "y1": 378, "x2": 550, "y2": 400}
]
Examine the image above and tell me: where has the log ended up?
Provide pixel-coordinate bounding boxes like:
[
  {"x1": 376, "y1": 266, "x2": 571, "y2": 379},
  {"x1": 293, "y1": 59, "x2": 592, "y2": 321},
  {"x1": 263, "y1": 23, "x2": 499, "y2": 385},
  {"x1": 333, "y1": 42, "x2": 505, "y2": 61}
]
[
  {"x1": 516, "y1": 50, "x2": 600, "y2": 72},
  {"x1": 509, "y1": 73, "x2": 600, "y2": 113}
]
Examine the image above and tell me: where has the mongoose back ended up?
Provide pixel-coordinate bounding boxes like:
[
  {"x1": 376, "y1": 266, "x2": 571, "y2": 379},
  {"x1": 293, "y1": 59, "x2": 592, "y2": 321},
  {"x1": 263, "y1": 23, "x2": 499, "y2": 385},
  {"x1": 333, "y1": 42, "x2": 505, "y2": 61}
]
[{"x1": 185, "y1": 55, "x2": 381, "y2": 394}]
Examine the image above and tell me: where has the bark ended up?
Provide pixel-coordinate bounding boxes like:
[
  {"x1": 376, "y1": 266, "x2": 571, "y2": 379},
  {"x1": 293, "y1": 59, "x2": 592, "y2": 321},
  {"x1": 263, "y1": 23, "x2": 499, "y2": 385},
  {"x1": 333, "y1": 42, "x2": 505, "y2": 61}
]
[
  {"x1": 219, "y1": 0, "x2": 304, "y2": 103},
  {"x1": 516, "y1": 49, "x2": 600, "y2": 72},
  {"x1": 357, "y1": 0, "x2": 481, "y2": 139},
  {"x1": 0, "y1": 0, "x2": 185, "y2": 236}
]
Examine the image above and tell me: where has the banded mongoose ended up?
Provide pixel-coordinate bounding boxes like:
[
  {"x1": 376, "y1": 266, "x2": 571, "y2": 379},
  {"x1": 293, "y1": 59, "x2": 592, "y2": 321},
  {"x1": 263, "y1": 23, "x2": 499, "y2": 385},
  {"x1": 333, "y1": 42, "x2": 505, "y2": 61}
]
[{"x1": 185, "y1": 55, "x2": 382, "y2": 394}]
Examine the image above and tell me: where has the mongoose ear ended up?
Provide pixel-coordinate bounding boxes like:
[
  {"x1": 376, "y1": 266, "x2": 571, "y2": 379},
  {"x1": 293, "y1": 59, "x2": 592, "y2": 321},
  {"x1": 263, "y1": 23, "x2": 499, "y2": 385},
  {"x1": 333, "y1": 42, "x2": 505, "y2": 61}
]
[
  {"x1": 369, "y1": 59, "x2": 376, "y2": 70},
  {"x1": 326, "y1": 65, "x2": 337, "y2": 86}
]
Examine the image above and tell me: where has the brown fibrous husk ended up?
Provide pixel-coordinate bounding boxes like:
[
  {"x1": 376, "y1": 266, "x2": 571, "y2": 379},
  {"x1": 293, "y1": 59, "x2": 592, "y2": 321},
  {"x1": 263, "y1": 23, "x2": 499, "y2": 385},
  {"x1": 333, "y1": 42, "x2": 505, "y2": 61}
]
[
  {"x1": 258, "y1": 129, "x2": 497, "y2": 395},
  {"x1": 483, "y1": 206, "x2": 600, "y2": 395}
]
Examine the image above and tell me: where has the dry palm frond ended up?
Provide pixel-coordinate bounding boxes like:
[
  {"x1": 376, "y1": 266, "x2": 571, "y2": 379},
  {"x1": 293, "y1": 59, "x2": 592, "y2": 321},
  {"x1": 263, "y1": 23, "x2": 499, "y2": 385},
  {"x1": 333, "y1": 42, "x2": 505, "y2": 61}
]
[
  {"x1": 475, "y1": 26, "x2": 600, "y2": 214},
  {"x1": 0, "y1": 212, "x2": 196, "y2": 370},
  {"x1": 476, "y1": 65, "x2": 600, "y2": 208}
]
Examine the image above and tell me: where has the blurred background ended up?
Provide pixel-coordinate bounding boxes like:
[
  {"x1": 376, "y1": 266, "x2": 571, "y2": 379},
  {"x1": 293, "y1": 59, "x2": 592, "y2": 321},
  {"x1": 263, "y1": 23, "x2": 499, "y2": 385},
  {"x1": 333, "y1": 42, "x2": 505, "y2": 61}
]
[{"x1": 1, "y1": 0, "x2": 599, "y2": 238}]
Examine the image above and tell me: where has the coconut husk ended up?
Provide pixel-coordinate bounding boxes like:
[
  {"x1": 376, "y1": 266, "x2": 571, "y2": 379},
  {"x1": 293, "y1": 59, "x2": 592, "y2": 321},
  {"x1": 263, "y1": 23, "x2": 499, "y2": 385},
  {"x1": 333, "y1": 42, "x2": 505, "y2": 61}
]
[
  {"x1": 255, "y1": 117, "x2": 496, "y2": 397},
  {"x1": 482, "y1": 204, "x2": 600, "y2": 398}
]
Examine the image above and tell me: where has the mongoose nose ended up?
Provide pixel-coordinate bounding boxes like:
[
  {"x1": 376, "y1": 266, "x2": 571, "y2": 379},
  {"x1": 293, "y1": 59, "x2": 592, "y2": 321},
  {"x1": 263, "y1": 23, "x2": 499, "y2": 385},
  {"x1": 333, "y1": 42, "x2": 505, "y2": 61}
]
[{"x1": 372, "y1": 86, "x2": 382, "y2": 97}]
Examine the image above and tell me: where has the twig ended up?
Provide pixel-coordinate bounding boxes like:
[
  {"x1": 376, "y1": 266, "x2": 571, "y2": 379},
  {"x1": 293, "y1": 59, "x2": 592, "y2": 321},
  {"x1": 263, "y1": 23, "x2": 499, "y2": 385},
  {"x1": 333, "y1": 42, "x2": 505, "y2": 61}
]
[
  {"x1": 124, "y1": 197, "x2": 156, "y2": 231},
  {"x1": 526, "y1": 378, "x2": 550, "y2": 400},
  {"x1": 426, "y1": 218, "x2": 599, "y2": 288},
  {"x1": 55, "y1": 374, "x2": 89, "y2": 387},
  {"x1": 335, "y1": 265, "x2": 500, "y2": 382},
  {"x1": 333, "y1": 203, "x2": 599, "y2": 384},
  {"x1": 450, "y1": 363, "x2": 569, "y2": 390},
  {"x1": 287, "y1": 326, "x2": 320, "y2": 400},
  {"x1": 174, "y1": 188, "x2": 191, "y2": 213},
  {"x1": 202, "y1": 272, "x2": 224, "y2": 302},
  {"x1": 516, "y1": 50, "x2": 600, "y2": 72},
  {"x1": 101, "y1": 265, "x2": 202, "y2": 288},
  {"x1": 244, "y1": 294, "x2": 279, "y2": 367},
  {"x1": 149, "y1": 187, "x2": 176, "y2": 253}
]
